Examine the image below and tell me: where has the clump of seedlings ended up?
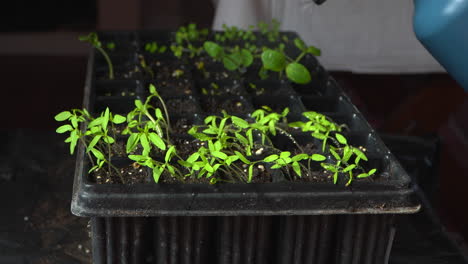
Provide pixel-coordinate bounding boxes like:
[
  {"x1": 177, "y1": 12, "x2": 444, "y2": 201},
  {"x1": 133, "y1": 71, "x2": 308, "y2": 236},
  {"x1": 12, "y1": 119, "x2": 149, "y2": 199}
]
[
  {"x1": 55, "y1": 107, "x2": 127, "y2": 182},
  {"x1": 201, "y1": 20, "x2": 321, "y2": 84},
  {"x1": 56, "y1": 84, "x2": 376, "y2": 186},
  {"x1": 145, "y1": 41, "x2": 167, "y2": 54},
  {"x1": 171, "y1": 23, "x2": 209, "y2": 58}
]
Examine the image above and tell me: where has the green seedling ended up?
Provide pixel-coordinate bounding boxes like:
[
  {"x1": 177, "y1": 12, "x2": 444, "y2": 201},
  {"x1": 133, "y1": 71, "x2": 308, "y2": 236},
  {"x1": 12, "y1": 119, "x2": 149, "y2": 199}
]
[
  {"x1": 320, "y1": 132, "x2": 376, "y2": 185},
  {"x1": 258, "y1": 19, "x2": 281, "y2": 42},
  {"x1": 55, "y1": 107, "x2": 127, "y2": 182},
  {"x1": 145, "y1": 41, "x2": 167, "y2": 54},
  {"x1": 171, "y1": 23, "x2": 209, "y2": 58},
  {"x1": 79, "y1": 32, "x2": 114, "y2": 80},
  {"x1": 203, "y1": 41, "x2": 254, "y2": 71},
  {"x1": 201, "y1": 82, "x2": 221, "y2": 95},
  {"x1": 138, "y1": 55, "x2": 155, "y2": 79},
  {"x1": 106, "y1": 42, "x2": 116, "y2": 51}
]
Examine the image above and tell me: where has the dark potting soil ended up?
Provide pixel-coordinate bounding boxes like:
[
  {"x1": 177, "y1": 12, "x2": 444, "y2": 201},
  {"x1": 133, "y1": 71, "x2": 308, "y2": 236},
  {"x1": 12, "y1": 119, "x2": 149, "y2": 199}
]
[
  {"x1": 200, "y1": 70, "x2": 238, "y2": 81},
  {"x1": 246, "y1": 82, "x2": 294, "y2": 96},
  {"x1": 283, "y1": 167, "x2": 332, "y2": 183},
  {"x1": 159, "y1": 170, "x2": 212, "y2": 184},
  {"x1": 96, "y1": 89, "x2": 137, "y2": 98},
  {"x1": 171, "y1": 137, "x2": 202, "y2": 159},
  {"x1": 199, "y1": 81, "x2": 246, "y2": 96},
  {"x1": 253, "y1": 100, "x2": 291, "y2": 114},
  {"x1": 201, "y1": 97, "x2": 249, "y2": 115},
  {"x1": 92, "y1": 163, "x2": 149, "y2": 184},
  {"x1": 247, "y1": 163, "x2": 272, "y2": 183},
  {"x1": 97, "y1": 66, "x2": 141, "y2": 81},
  {"x1": 164, "y1": 98, "x2": 199, "y2": 114},
  {"x1": 171, "y1": 117, "x2": 195, "y2": 134},
  {"x1": 152, "y1": 61, "x2": 191, "y2": 80},
  {"x1": 109, "y1": 140, "x2": 146, "y2": 157},
  {"x1": 157, "y1": 79, "x2": 194, "y2": 97}
]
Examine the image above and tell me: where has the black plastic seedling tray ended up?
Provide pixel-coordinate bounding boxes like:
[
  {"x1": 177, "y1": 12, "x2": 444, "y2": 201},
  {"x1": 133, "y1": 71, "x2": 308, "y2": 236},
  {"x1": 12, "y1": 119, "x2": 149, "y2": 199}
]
[{"x1": 72, "y1": 30, "x2": 420, "y2": 263}]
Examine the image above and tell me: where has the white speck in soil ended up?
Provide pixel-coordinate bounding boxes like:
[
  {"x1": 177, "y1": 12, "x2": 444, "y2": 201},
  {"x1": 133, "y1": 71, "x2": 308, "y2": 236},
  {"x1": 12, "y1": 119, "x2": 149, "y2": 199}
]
[
  {"x1": 23, "y1": 216, "x2": 29, "y2": 221},
  {"x1": 255, "y1": 147, "x2": 264, "y2": 155},
  {"x1": 85, "y1": 248, "x2": 90, "y2": 254},
  {"x1": 258, "y1": 165, "x2": 265, "y2": 171},
  {"x1": 78, "y1": 244, "x2": 83, "y2": 250}
]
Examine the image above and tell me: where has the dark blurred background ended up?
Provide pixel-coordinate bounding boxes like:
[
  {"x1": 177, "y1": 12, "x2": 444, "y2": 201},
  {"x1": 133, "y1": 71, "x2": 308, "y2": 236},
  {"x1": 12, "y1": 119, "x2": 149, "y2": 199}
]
[{"x1": 1, "y1": 0, "x2": 468, "y2": 263}]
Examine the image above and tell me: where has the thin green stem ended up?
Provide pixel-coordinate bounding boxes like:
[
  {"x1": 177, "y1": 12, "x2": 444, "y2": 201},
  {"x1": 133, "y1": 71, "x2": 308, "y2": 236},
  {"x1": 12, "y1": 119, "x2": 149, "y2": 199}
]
[
  {"x1": 295, "y1": 51, "x2": 307, "y2": 63},
  {"x1": 79, "y1": 137, "x2": 95, "y2": 167},
  {"x1": 96, "y1": 46, "x2": 114, "y2": 80},
  {"x1": 156, "y1": 95, "x2": 171, "y2": 139}
]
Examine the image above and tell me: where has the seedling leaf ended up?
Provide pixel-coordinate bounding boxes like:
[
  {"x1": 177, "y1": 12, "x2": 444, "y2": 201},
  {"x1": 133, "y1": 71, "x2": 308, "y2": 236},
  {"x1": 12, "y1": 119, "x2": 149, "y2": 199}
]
[
  {"x1": 234, "y1": 151, "x2": 251, "y2": 164},
  {"x1": 90, "y1": 148, "x2": 105, "y2": 161},
  {"x1": 187, "y1": 152, "x2": 200, "y2": 164},
  {"x1": 307, "y1": 45, "x2": 321, "y2": 56},
  {"x1": 165, "y1": 146, "x2": 176, "y2": 162},
  {"x1": 343, "y1": 164, "x2": 356, "y2": 173},
  {"x1": 149, "y1": 133, "x2": 166, "y2": 150},
  {"x1": 261, "y1": 49, "x2": 286, "y2": 72},
  {"x1": 264, "y1": 154, "x2": 278, "y2": 162},
  {"x1": 286, "y1": 62, "x2": 311, "y2": 84},
  {"x1": 126, "y1": 133, "x2": 139, "y2": 153},
  {"x1": 311, "y1": 154, "x2": 326, "y2": 161},
  {"x1": 87, "y1": 135, "x2": 102, "y2": 152},
  {"x1": 335, "y1": 133, "x2": 347, "y2": 145},
  {"x1": 113, "y1": 114, "x2": 126, "y2": 124},
  {"x1": 204, "y1": 41, "x2": 223, "y2": 58},
  {"x1": 153, "y1": 167, "x2": 163, "y2": 182},
  {"x1": 56, "y1": 124, "x2": 73, "y2": 133},
  {"x1": 212, "y1": 151, "x2": 228, "y2": 160},
  {"x1": 241, "y1": 49, "x2": 253, "y2": 67},
  {"x1": 292, "y1": 161, "x2": 302, "y2": 176},
  {"x1": 55, "y1": 111, "x2": 72, "y2": 121},
  {"x1": 248, "y1": 164, "x2": 254, "y2": 182},
  {"x1": 292, "y1": 153, "x2": 309, "y2": 162}
]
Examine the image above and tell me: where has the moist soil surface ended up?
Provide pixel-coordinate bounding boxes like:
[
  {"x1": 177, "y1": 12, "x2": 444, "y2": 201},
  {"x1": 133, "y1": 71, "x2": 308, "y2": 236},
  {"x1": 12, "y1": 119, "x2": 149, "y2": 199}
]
[
  {"x1": 96, "y1": 89, "x2": 137, "y2": 97},
  {"x1": 160, "y1": 98, "x2": 199, "y2": 114},
  {"x1": 152, "y1": 61, "x2": 191, "y2": 80},
  {"x1": 199, "y1": 82, "x2": 246, "y2": 96},
  {"x1": 92, "y1": 163, "x2": 150, "y2": 184},
  {"x1": 97, "y1": 66, "x2": 141, "y2": 80},
  {"x1": 157, "y1": 79, "x2": 194, "y2": 97},
  {"x1": 246, "y1": 83, "x2": 295, "y2": 96},
  {"x1": 171, "y1": 117, "x2": 196, "y2": 134},
  {"x1": 201, "y1": 97, "x2": 250, "y2": 115},
  {"x1": 197, "y1": 70, "x2": 238, "y2": 80}
]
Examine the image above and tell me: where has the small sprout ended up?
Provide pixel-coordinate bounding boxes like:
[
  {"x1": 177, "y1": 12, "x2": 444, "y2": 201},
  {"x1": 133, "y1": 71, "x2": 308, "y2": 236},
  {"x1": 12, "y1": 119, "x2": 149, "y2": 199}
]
[
  {"x1": 172, "y1": 69, "x2": 184, "y2": 78},
  {"x1": 106, "y1": 42, "x2": 116, "y2": 51}
]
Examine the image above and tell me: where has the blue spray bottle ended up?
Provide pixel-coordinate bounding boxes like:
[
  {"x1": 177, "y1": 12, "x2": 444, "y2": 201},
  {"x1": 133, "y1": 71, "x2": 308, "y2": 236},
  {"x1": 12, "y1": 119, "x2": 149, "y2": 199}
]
[{"x1": 413, "y1": 0, "x2": 468, "y2": 91}]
